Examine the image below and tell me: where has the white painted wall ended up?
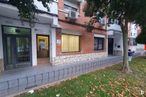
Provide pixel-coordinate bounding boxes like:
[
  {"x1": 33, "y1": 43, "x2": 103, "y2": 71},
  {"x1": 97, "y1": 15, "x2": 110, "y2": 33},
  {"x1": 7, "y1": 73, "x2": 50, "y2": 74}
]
[
  {"x1": 107, "y1": 24, "x2": 122, "y2": 32},
  {"x1": 107, "y1": 24, "x2": 123, "y2": 55},
  {"x1": 114, "y1": 33, "x2": 123, "y2": 51},
  {"x1": 32, "y1": 23, "x2": 51, "y2": 66},
  {"x1": 50, "y1": 28, "x2": 56, "y2": 63}
]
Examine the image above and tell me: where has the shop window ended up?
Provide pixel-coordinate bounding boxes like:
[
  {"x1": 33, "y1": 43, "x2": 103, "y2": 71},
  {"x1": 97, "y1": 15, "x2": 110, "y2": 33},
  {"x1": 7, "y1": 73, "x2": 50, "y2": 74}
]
[
  {"x1": 62, "y1": 34, "x2": 79, "y2": 52},
  {"x1": 94, "y1": 37, "x2": 104, "y2": 50}
]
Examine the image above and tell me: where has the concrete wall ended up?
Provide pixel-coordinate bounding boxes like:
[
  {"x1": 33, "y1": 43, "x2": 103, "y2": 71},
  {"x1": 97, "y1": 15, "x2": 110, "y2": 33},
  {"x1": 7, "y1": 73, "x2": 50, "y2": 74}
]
[{"x1": 113, "y1": 33, "x2": 123, "y2": 55}]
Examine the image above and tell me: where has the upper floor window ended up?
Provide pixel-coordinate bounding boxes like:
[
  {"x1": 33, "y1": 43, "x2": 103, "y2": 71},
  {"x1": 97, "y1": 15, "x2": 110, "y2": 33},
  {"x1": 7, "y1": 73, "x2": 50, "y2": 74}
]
[{"x1": 64, "y1": 0, "x2": 79, "y2": 12}]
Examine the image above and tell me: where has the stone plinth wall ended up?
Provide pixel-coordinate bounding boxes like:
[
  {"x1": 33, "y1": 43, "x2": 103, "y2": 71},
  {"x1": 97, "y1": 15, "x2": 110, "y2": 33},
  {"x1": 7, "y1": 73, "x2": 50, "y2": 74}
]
[
  {"x1": 113, "y1": 50, "x2": 123, "y2": 56},
  {"x1": 54, "y1": 52, "x2": 107, "y2": 65}
]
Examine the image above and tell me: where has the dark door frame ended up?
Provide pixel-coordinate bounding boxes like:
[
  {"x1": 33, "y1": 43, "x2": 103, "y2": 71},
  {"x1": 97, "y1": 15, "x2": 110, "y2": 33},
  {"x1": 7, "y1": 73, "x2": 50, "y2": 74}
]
[
  {"x1": 108, "y1": 38, "x2": 114, "y2": 55},
  {"x1": 1, "y1": 25, "x2": 32, "y2": 70}
]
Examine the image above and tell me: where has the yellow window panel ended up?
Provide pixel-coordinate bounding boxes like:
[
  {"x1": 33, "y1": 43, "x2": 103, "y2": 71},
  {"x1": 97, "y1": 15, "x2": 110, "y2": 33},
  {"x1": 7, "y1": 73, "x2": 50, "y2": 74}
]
[
  {"x1": 74, "y1": 36, "x2": 79, "y2": 51},
  {"x1": 69, "y1": 35, "x2": 75, "y2": 52},
  {"x1": 62, "y1": 35, "x2": 69, "y2": 52},
  {"x1": 62, "y1": 34, "x2": 80, "y2": 52},
  {"x1": 69, "y1": 35, "x2": 79, "y2": 52}
]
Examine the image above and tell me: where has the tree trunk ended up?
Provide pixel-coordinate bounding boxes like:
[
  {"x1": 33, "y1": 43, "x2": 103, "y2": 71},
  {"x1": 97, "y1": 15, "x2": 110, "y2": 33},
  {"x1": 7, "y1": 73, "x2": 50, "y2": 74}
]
[{"x1": 122, "y1": 21, "x2": 132, "y2": 73}]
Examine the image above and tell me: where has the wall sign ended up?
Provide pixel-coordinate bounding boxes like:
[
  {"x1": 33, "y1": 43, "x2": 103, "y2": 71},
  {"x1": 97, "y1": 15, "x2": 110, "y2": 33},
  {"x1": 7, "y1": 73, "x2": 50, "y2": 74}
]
[{"x1": 57, "y1": 39, "x2": 61, "y2": 45}]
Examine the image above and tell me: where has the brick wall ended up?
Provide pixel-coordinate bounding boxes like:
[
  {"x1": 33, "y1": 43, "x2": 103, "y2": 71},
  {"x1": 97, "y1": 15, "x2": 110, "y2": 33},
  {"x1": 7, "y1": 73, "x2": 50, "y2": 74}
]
[
  {"x1": 56, "y1": 0, "x2": 108, "y2": 59},
  {"x1": 58, "y1": 0, "x2": 102, "y2": 28},
  {"x1": 56, "y1": 21, "x2": 107, "y2": 56}
]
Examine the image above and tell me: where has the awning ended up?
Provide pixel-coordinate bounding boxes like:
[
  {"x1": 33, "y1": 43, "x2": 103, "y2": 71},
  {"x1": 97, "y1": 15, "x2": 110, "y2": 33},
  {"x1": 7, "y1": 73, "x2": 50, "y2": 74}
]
[{"x1": 62, "y1": 29, "x2": 82, "y2": 36}]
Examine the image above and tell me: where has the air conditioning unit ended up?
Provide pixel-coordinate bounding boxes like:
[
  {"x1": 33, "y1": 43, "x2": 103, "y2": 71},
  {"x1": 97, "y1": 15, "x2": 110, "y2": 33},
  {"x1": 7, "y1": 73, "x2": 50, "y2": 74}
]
[{"x1": 67, "y1": 10, "x2": 78, "y2": 20}]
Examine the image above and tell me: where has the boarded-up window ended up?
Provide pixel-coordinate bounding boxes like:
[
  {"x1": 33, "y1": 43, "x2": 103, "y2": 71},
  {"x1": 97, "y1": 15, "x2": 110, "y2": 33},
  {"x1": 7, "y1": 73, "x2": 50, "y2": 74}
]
[{"x1": 62, "y1": 34, "x2": 79, "y2": 52}]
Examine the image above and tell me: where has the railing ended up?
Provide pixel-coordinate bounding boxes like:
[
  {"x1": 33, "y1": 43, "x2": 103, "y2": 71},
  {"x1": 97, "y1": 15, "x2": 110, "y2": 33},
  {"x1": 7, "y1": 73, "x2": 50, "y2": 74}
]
[{"x1": 0, "y1": 54, "x2": 141, "y2": 97}]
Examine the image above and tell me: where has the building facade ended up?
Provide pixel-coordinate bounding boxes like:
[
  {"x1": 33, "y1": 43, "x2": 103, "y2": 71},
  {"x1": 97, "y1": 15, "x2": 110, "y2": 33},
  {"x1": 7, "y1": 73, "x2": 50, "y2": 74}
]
[
  {"x1": 0, "y1": 0, "x2": 108, "y2": 72},
  {"x1": 107, "y1": 20, "x2": 123, "y2": 56},
  {"x1": 107, "y1": 21, "x2": 146, "y2": 56},
  {"x1": 128, "y1": 23, "x2": 145, "y2": 52},
  {"x1": 55, "y1": 0, "x2": 108, "y2": 64},
  {"x1": 0, "y1": 0, "x2": 58, "y2": 72}
]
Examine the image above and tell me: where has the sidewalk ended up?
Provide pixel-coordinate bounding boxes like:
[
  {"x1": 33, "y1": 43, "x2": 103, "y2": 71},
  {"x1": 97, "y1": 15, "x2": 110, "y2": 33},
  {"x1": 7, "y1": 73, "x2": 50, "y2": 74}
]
[
  {"x1": 0, "y1": 56, "x2": 125, "y2": 97},
  {"x1": 0, "y1": 56, "x2": 118, "y2": 82}
]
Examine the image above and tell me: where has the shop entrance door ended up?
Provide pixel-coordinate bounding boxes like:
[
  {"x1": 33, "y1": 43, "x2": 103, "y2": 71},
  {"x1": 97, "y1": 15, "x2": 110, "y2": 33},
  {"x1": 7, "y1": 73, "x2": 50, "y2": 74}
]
[{"x1": 2, "y1": 26, "x2": 31, "y2": 70}]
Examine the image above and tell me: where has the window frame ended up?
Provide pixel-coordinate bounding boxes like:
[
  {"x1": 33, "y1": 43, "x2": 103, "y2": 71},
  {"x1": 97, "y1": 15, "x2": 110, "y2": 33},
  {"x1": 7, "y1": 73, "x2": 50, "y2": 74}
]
[{"x1": 94, "y1": 37, "x2": 105, "y2": 51}]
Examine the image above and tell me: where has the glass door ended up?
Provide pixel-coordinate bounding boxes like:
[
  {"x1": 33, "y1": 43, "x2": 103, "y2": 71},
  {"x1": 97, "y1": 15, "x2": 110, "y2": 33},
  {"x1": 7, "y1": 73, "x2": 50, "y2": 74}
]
[
  {"x1": 2, "y1": 26, "x2": 31, "y2": 70},
  {"x1": 5, "y1": 36, "x2": 14, "y2": 69},
  {"x1": 15, "y1": 37, "x2": 31, "y2": 68}
]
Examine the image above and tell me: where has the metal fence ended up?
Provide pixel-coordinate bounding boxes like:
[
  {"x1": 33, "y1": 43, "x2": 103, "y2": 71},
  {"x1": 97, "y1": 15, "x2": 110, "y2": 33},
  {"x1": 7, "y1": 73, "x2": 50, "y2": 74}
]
[{"x1": 0, "y1": 54, "x2": 140, "y2": 97}]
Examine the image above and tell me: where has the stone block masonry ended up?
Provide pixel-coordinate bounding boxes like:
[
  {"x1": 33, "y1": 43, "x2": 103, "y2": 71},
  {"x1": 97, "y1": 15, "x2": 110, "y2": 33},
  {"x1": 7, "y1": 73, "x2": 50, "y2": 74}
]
[{"x1": 54, "y1": 52, "x2": 107, "y2": 65}]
